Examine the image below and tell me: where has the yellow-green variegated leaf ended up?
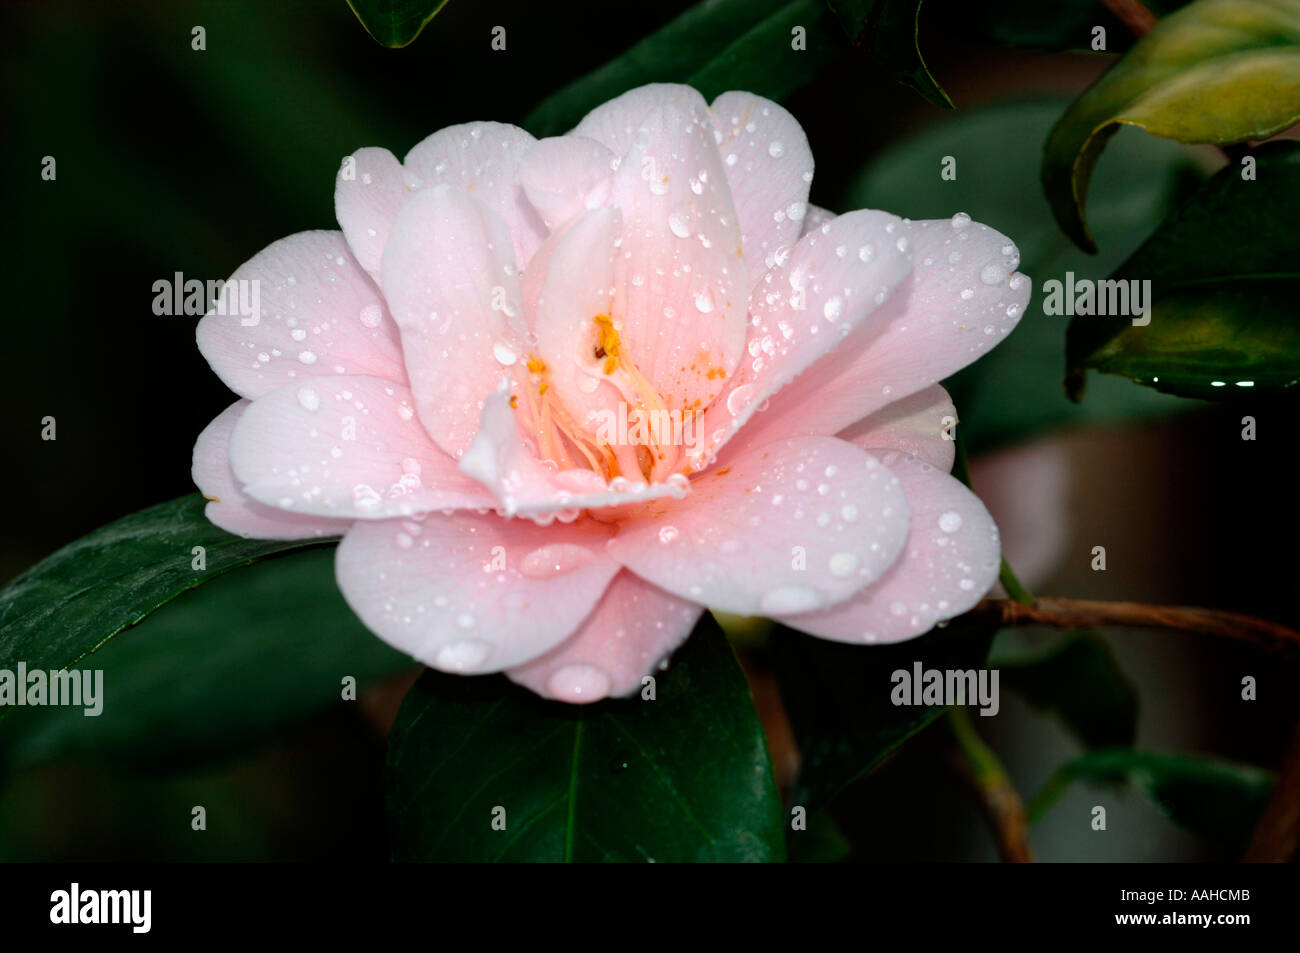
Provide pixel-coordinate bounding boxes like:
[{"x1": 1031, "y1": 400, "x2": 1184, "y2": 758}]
[{"x1": 1043, "y1": 0, "x2": 1300, "y2": 252}]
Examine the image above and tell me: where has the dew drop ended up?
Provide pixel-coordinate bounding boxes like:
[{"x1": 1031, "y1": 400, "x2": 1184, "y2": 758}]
[
  {"x1": 435, "y1": 640, "x2": 491, "y2": 671},
  {"x1": 296, "y1": 387, "x2": 321, "y2": 411},
  {"x1": 828, "y1": 552, "x2": 860, "y2": 578},
  {"x1": 761, "y1": 585, "x2": 824, "y2": 614},
  {"x1": 548, "y1": 665, "x2": 612, "y2": 702}
]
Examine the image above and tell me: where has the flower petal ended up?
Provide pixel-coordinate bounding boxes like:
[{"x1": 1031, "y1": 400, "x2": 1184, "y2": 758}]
[
  {"x1": 709, "y1": 91, "x2": 813, "y2": 286},
  {"x1": 196, "y1": 231, "x2": 407, "y2": 399},
  {"x1": 532, "y1": 206, "x2": 626, "y2": 431},
  {"x1": 608, "y1": 436, "x2": 909, "y2": 616},
  {"x1": 572, "y1": 83, "x2": 707, "y2": 157},
  {"x1": 381, "y1": 188, "x2": 526, "y2": 459},
  {"x1": 334, "y1": 146, "x2": 408, "y2": 282},
  {"x1": 801, "y1": 204, "x2": 836, "y2": 235},
  {"x1": 607, "y1": 101, "x2": 749, "y2": 414},
  {"x1": 733, "y1": 216, "x2": 1030, "y2": 442},
  {"x1": 518, "y1": 135, "x2": 615, "y2": 231},
  {"x1": 403, "y1": 121, "x2": 547, "y2": 267},
  {"x1": 335, "y1": 512, "x2": 620, "y2": 672},
  {"x1": 506, "y1": 571, "x2": 703, "y2": 704},
  {"x1": 685, "y1": 209, "x2": 912, "y2": 470},
  {"x1": 837, "y1": 384, "x2": 957, "y2": 472},
  {"x1": 193, "y1": 400, "x2": 351, "y2": 540},
  {"x1": 779, "y1": 451, "x2": 1000, "y2": 643},
  {"x1": 228, "y1": 375, "x2": 495, "y2": 519}
]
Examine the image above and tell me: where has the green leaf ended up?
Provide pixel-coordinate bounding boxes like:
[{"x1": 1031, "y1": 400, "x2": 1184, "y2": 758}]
[
  {"x1": 992, "y1": 632, "x2": 1138, "y2": 747},
  {"x1": 1042, "y1": 0, "x2": 1300, "y2": 252},
  {"x1": 385, "y1": 614, "x2": 784, "y2": 861},
  {"x1": 840, "y1": 98, "x2": 1196, "y2": 452},
  {"x1": 522, "y1": 0, "x2": 843, "y2": 138},
  {"x1": 0, "y1": 548, "x2": 411, "y2": 771},
  {"x1": 0, "y1": 496, "x2": 325, "y2": 695},
  {"x1": 1067, "y1": 140, "x2": 1300, "y2": 399},
  {"x1": 1037, "y1": 748, "x2": 1273, "y2": 845},
  {"x1": 345, "y1": 0, "x2": 451, "y2": 48},
  {"x1": 774, "y1": 614, "x2": 997, "y2": 808},
  {"x1": 826, "y1": 0, "x2": 953, "y2": 108}
]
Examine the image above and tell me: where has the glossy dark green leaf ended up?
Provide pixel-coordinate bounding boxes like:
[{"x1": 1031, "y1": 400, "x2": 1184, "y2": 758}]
[
  {"x1": 1042, "y1": 0, "x2": 1300, "y2": 252},
  {"x1": 826, "y1": 0, "x2": 952, "y2": 108},
  {"x1": 0, "y1": 548, "x2": 411, "y2": 771},
  {"x1": 1042, "y1": 748, "x2": 1273, "y2": 845},
  {"x1": 992, "y1": 632, "x2": 1137, "y2": 748},
  {"x1": 840, "y1": 98, "x2": 1196, "y2": 452},
  {"x1": 0, "y1": 496, "x2": 326, "y2": 696},
  {"x1": 523, "y1": 0, "x2": 843, "y2": 138},
  {"x1": 1067, "y1": 141, "x2": 1300, "y2": 399},
  {"x1": 346, "y1": 0, "x2": 452, "y2": 48},
  {"x1": 386, "y1": 614, "x2": 784, "y2": 861},
  {"x1": 774, "y1": 614, "x2": 997, "y2": 808}
]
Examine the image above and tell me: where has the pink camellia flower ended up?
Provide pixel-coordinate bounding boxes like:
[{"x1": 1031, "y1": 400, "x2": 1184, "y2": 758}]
[{"x1": 193, "y1": 84, "x2": 1030, "y2": 703}]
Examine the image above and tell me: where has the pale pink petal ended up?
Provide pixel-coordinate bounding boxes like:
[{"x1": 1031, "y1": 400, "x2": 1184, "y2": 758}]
[
  {"x1": 228, "y1": 375, "x2": 495, "y2": 519},
  {"x1": 334, "y1": 147, "x2": 408, "y2": 282},
  {"x1": 684, "y1": 209, "x2": 912, "y2": 470},
  {"x1": 607, "y1": 101, "x2": 748, "y2": 415},
  {"x1": 518, "y1": 135, "x2": 615, "y2": 231},
  {"x1": 403, "y1": 122, "x2": 547, "y2": 267},
  {"x1": 736, "y1": 217, "x2": 1030, "y2": 442},
  {"x1": 837, "y1": 384, "x2": 957, "y2": 472},
  {"x1": 459, "y1": 384, "x2": 690, "y2": 518},
  {"x1": 780, "y1": 451, "x2": 1000, "y2": 643},
  {"x1": 335, "y1": 512, "x2": 620, "y2": 672},
  {"x1": 532, "y1": 206, "x2": 626, "y2": 432},
  {"x1": 506, "y1": 571, "x2": 703, "y2": 703},
  {"x1": 381, "y1": 188, "x2": 525, "y2": 459},
  {"x1": 801, "y1": 204, "x2": 836, "y2": 235},
  {"x1": 193, "y1": 400, "x2": 351, "y2": 540},
  {"x1": 608, "y1": 436, "x2": 909, "y2": 617},
  {"x1": 572, "y1": 83, "x2": 708, "y2": 157},
  {"x1": 709, "y1": 91, "x2": 813, "y2": 285},
  {"x1": 196, "y1": 231, "x2": 407, "y2": 399}
]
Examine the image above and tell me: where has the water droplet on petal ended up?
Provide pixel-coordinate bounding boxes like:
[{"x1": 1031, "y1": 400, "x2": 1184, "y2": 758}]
[
  {"x1": 519, "y1": 543, "x2": 594, "y2": 579},
  {"x1": 493, "y1": 341, "x2": 518, "y2": 366},
  {"x1": 548, "y1": 664, "x2": 612, "y2": 702},
  {"x1": 761, "y1": 585, "x2": 825, "y2": 614},
  {"x1": 435, "y1": 640, "x2": 491, "y2": 671},
  {"x1": 828, "y1": 552, "x2": 860, "y2": 578}
]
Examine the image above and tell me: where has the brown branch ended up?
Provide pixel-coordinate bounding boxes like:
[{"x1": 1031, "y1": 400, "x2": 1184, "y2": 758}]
[
  {"x1": 948, "y1": 709, "x2": 1034, "y2": 862},
  {"x1": 970, "y1": 597, "x2": 1300, "y2": 658},
  {"x1": 1243, "y1": 716, "x2": 1300, "y2": 862},
  {"x1": 1101, "y1": 0, "x2": 1157, "y2": 36}
]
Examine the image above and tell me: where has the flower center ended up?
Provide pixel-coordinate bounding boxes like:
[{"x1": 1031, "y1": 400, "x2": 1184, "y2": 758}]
[{"x1": 512, "y1": 314, "x2": 684, "y2": 484}]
